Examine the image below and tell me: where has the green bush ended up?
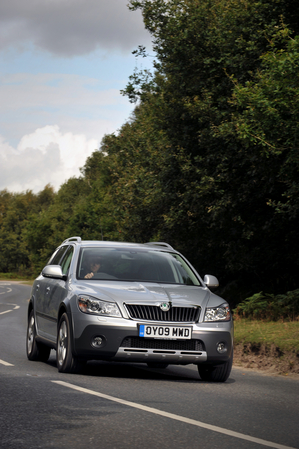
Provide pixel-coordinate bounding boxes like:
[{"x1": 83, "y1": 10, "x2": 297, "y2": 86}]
[{"x1": 233, "y1": 289, "x2": 299, "y2": 321}]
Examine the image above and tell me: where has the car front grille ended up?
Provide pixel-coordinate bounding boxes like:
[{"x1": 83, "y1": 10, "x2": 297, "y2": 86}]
[
  {"x1": 120, "y1": 337, "x2": 205, "y2": 352},
  {"x1": 125, "y1": 304, "x2": 200, "y2": 322}
]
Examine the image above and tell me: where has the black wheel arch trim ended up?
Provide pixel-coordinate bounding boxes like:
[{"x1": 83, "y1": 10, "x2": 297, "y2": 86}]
[{"x1": 57, "y1": 303, "x2": 77, "y2": 357}]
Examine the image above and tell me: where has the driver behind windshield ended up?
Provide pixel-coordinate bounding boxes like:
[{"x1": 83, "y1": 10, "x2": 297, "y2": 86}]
[{"x1": 84, "y1": 256, "x2": 102, "y2": 279}]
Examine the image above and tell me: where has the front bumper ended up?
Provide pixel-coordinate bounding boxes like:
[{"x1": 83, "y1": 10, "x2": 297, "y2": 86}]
[{"x1": 72, "y1": 312, "x2": 233, "y2": 365}]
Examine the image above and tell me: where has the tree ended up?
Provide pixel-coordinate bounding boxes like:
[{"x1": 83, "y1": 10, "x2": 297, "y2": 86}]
[
  {"x1": 120, "y1": 0, "x2": 299, "y2": 294},
  {"x1": 25, "y1": 178, "x2": 91, "y2": 273},
  {"x1": 0, "y1": 189, "x2": 46, "y2": 273}
]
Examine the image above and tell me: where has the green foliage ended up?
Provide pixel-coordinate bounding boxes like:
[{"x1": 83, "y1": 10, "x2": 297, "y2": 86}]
[
  {"x1": 219, "y1": 27, "x2": 299, "y2": 220},
  {"x1": 121, "y1": 68, "x2": 155, "y2": 103},
  {"x1": 123, "y1": 0, "x2": 299, "y2": 292},
  {"x1": 96, "y1": 104, "x2": 173, "y2": 243},
  {"x1": 25, "y1": 176, "x2": 105, "y2": 274},
  {"x1": 234, "y1": 290, "x2": 299, "y2": 320},
  {"x1": 0, "y1": 187, "x2": 55, "y2": 274}
]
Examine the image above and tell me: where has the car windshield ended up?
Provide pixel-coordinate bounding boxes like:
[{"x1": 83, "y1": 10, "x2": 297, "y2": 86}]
[{"x1": 77, "y1": 247, "x2": 201, "y2": 285}]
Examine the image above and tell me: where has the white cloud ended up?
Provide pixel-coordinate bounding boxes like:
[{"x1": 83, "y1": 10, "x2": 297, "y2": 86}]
[
  {"x1": 0, "y1": 0, "x2": 151, "y2": 56},
  {"x1": 0, "y1": 0, "x2": 150, "y2": 194},
  {"x1": 0, "y1": 126, "x2": 99, "y2": 193}
]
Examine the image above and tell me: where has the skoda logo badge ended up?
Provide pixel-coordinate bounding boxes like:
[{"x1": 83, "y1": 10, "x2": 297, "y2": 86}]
[{"x1": 160, "y1": 302, "x2": 171, "y2": 312}]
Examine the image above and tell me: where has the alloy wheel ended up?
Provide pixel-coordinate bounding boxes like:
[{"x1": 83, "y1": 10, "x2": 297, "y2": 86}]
[{"x1": 57, "y1": 320, "x2": 67, "y2": 367}]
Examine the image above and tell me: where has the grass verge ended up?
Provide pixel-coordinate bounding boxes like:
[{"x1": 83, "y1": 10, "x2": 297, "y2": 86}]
[
  {"x1": 0, "y1": 273, "x2": 34, "y2": 281},
  {"x1": 234, "y1": 318, "x2": 299, "y2": 353},
  {"x1": 0, "y1": 273, "x2": 34, "y2": 285},
  {"x1": 234, "y1": 318, "x2": 299, "y2": 376}
]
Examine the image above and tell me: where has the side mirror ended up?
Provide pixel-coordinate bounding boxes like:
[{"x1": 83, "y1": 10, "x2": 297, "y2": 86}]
[
  {"x1": 42, "y1": 265, "x2": 66, "y2": 280},
  {"x1": 203, "y1": 274, "x2": 219, "y2": 289}
]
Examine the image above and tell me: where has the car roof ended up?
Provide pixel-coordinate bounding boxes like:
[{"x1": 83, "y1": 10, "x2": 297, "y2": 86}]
[{"x1": 61, "y1": 237, "x2": 175, "y2": 251}]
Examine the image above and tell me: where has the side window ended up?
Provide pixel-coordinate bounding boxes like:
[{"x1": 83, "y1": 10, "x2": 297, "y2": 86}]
[
  {"x1": 60, "y1": 246, "x2": 74, "y2": 275},
  {"x1": 49, "y1": 246, "x2": 69, "y2": 265}
]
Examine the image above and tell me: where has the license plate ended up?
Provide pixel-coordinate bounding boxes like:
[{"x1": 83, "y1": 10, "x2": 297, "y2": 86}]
[{"x1": 139, "y1": 324, "x2": 192, "y2": 340}]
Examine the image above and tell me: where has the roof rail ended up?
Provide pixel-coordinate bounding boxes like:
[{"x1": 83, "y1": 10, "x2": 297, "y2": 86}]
[
  {"x1": 62, "y1": 236, "x2": 82, "y2": 244},
  {"x1": 144, "y1": 242, "x2": 174, "y2": 250}
]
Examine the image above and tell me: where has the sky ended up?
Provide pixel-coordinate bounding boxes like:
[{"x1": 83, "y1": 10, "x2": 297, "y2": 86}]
[{"x1": 0, "y1": 0, "x2": 153, "y2": 193}]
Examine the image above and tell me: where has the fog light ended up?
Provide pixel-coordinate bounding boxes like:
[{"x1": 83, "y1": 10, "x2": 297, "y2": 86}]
[
  {"x1": 91, "y1": 336, "x2": 104, "y2": 348},
  {"x1": 216, "y1": 342, "x2": 227, "y2": 354}
]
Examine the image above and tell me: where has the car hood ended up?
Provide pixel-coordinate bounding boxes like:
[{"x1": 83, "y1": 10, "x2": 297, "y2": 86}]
[{"x1": 73, "y1": 280, "x2": 225, "y2": 309}]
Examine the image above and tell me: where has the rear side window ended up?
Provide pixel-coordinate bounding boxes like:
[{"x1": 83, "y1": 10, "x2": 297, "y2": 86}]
[
  {"x1": 60, "y1": 246, "x2": 74, "y2": 275},
  {"x1": 48, "y1": 246, "x2": 69, "y2": 265}
]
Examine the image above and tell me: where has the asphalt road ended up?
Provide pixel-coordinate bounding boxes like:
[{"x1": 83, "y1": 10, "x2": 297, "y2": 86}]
[{"x1": 0, "y1": 281, "x2": 299, "y2": 449}]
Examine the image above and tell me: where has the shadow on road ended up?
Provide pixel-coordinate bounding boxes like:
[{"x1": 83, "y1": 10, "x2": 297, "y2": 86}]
[{"x1": 45, "y1": 352, "x2": 236, "y2": 384}]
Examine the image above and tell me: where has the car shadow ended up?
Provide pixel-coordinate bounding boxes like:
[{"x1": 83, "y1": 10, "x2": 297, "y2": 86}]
[
  {"x1": 46, "y1": 352, "x2": 235, "y2": 383},
  {"x1": 83, "y1": 360, "x2": 200, "y2": 382}
]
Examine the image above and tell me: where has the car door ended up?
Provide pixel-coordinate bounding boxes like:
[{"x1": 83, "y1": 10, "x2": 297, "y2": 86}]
[
  {"x1": 35, "y1": 245, "x2": 69, "y2": 339},
  {"x1": 43, "y1": 245, "x2": 75, "y2": 340},
  {"x1": 33, "y1": 275, "x2": 48, "y2": 331}
]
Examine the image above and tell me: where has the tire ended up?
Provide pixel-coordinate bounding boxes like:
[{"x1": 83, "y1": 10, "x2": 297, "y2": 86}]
[
  {"x1": 147, "y1": 362, "x2": 169, "y2": 369},
  {"x1": 198, "y1": 352, "x2": 233, "y2": 382},
  {"x1": 56, "y1": 313, "x2": 84, "y2": 373},
  {"x1": 26, "y1": 309, "x2": 51, "y2": 362}
]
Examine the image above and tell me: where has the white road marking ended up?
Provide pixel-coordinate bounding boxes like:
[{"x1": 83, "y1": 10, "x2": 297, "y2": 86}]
[
  {"x1": 0, "y1": 283, "x2": 21, "y2": 314},
  {"x1": 0, "y1": 304, "x2": 20, "y2": 315},
  {"x1": 52, "y1": 380, "x2": 296, "y2": 449},
  {"x1": 0, "y1": 359, "x2": 14, "y2": 366},
  {"x1": 0, "y1": 287, "x2": 12, "y2": 294}
]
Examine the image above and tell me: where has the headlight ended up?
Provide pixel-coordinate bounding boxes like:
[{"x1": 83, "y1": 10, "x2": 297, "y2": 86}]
[
  {"x1": 204, "y1": 304, "x2": 231, "y2": 322},
  {"x1": 77, "y1": 295, "x2": 121, "y2": 317}
]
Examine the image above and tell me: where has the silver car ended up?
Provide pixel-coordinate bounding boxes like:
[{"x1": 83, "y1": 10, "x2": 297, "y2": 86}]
[{"x1": 26, "y1": 237, "x2": 233, "y2": 382}]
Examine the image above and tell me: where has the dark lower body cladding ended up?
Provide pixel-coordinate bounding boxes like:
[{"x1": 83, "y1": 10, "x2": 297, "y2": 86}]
[{"x1": 73, "y1": 324, "x2": 232, "y2": 365}]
